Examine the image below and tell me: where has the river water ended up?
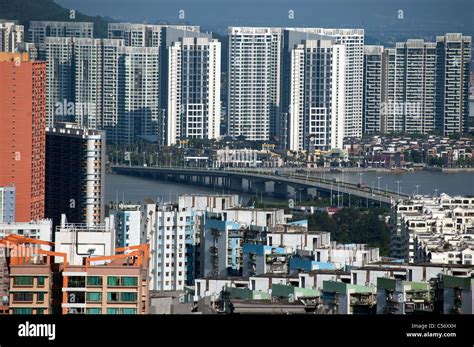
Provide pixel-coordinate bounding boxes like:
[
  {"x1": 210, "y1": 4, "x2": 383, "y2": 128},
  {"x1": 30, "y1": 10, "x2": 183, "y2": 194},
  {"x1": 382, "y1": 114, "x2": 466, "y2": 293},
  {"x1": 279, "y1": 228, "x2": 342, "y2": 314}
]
[{"x1": 105, "y1": 173, "x2": 253, "y2": 204}]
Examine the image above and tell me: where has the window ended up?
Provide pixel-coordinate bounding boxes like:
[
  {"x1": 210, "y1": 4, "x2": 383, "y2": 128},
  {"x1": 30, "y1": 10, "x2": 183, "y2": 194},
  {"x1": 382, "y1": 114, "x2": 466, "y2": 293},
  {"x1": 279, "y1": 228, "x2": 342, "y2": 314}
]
[
  {"x1": 13, "y1": 308, "x2": 33, "y2": 314},
  {"x1": 36, "y1": 308, "x2": 44, "y2": 315},
  {"x1": 87, "y1": 276, "x2": 103, "y2": 287},
  {"x1": 120, "y1": 292, "x2": 137, "y2": 302},
  {"x1": 37, "y1": 276, "x2": 46, "y2": 286},
  {"x1": 107, "y1": 308, "x2": 136, "y2": 314},
  {"x1": 68, "y1": 276, "x2": 85, "y2": 288},
  {"x1": 86, "y1": 292, "x2": 102, "y2": 302},
  {"x1": 107, "y1": 276, "x2": 120, "y2": 287},
  {"x1": 37, "y1": 292, "x2": 45, "y2": 302},
  {"x1": 107, "y1": 292, "x2": 119, "y2": 302},
  {"x1": 121, "y1": 277, "x2": 137, "y2": 287},
  {"x1": 86, "y1": 308, "x2": 101, "y2": 315},
  {"x1": 13, "y1": 292, "x2": 34, "y2": 302},
  {"x1": 122, "y1": 308, "x2": 136, "y2": 314},
  {"x1": 13, "y1": 276, "x2": 33, "y2": 286}
]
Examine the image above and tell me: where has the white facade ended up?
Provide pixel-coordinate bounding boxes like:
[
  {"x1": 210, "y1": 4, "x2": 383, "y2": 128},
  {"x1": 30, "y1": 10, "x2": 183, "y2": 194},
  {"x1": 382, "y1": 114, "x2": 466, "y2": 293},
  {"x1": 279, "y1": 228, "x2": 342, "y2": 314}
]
[
  {"x1": 228, "y1": 27, "x2": 282, "y2": 141},
  {"x1": 288, "y1": 39, "x2": 345, "y2": 151},
  {"x1": 391, "y1": 194, "x2": 474, "y2": 263},
  {"x1": 167, "y1": 37, "x2": 221, "y2": 145},
  {"x1": 0, "y1": 21, "x2": 24, "y2": 53},
  {"x1": 0, "y1": 220, "x2": 52, "y2": 248},
  {"x1": 109, "y1": 204, "x2": 142, "y2": 248},
  {"x1": 313, "y1": 244, "x2": 380, "y2": 269},
  {"x1": 73, "y1": 38, "x2": 104, "y2": 129},
  {"x1": 45, "y1": 37, "x2": 74, "y2": 127},
  {"x1": 29, "y1": 21, "x2": 93, "y2": 44},
  {"x1": 149, "y1": 204, "x2": 192, "y2": 291},
  {"x1": 267, "y1": 228, "x2": 331, "y2": 253},
  {"x1": 435, "y1": 34, "x2": 471, "y2": 135},
  {"x1": 178, "y1": 194, "x2": 240, "y2": 214},
  {"x1": 223, "y1": 208, "x2": 290, "y2": 228},
  {"x1": 290, "y1": 28, "x2": 365, "y2": 139},
  {"x1": 54, "y1": 217, "x2": 115, "y2": 266},
  {"x1": 384, "y1": 40, "x2": 437, "y2": 134},
  {"x1": 363, "y1": 45, "x2": 384, "y2": 133},
  {"x1": 119, "y1": 46, "x2": 161, "y2": 143},
  {"x1": 107, "y1": 23, "x2": 199, "y2": 47}
]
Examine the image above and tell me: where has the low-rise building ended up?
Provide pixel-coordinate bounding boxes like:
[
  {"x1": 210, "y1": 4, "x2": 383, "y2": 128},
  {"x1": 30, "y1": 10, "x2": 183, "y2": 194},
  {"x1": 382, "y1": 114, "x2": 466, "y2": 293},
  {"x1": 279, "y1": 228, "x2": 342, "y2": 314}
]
[
  {"x1": 376, "y1": 277, "x2": 433, "y2": 314},
  {"x1": 391, "y1": 194, "x2": 474, "y2": 263},
  {"x1": 322, "y1": 280, "x2": 376, "y2": 314},
  {"x1": 442, "y1": 275, "x2": 474, "y2": 314}
]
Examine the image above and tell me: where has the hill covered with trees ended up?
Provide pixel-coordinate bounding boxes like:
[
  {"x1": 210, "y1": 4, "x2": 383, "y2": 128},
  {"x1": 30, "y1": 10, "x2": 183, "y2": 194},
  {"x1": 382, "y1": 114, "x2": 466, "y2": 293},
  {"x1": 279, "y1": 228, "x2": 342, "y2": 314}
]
[{"x1": 0, "y1": 0, "x2": 111, "y2": 37}]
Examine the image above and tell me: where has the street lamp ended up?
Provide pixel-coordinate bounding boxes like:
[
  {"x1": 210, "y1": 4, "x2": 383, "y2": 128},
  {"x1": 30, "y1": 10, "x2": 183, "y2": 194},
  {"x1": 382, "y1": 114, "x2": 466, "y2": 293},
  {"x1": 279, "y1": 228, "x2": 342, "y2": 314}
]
[
  {"x1": 396, "y1": 180, "x2": 401, "y2": 201},
  {"x1": 377, "y1": 176, "x2": 382, "y2": 206},
  {"x1": 330, "y1": 181, "x2": 333, "y2": 206},
  {"x1": 415, "y1": 184, "x2": 420, "y2": 196}
]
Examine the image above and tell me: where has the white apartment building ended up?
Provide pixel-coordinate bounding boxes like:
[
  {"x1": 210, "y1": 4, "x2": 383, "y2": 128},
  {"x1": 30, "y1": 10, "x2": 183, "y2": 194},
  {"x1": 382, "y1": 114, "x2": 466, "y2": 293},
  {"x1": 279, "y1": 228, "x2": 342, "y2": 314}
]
[
  {"x1": 107, "y1": 23, "x2": 199, "y2": 47},
  {"x1": 290, "y1": 28, "x2": 365, "y2": 139},
  {"x1": 223, "y1": 207, "x2": 290, "y2": 228},
  {"x1": 167, "y1": 37, "x2": 221, "y2": 145},
  {"x1": 28, "y1": 21, "x2": 93, "y2": 44},
  {"x1": 73, "y1": 38, "x2": 105, "y2": 129},
  {"x1": 384, "y1": 40, "x2": 437, "y2": 134},
  {"x1": 0, "y1": 187, "x2": 15, "y2": 224},
  {"x1": 44, "y1": 37, "x2": 74, "y2": 127},
  {"x1": 288, "y1": 39, "x2": 345, "y2": 151},
  {"x1": 178, "y1": 194, "x2": 240, "y2": 214},
  {"x1": 228, "y1": 27, "x2": 363, "y2": 145},
  {"x1": 435, "y1": 33, "x2": 472, "y2": 135},
  {"x1": 228, "y1": 27, "x2": 283, "y2": 141},
  {"x1": 363, "y1": 45, "x2": 384, "y2": 133},
  {"x1": 44, "y1": 36, "x2": 162, "y2": 143},
  {"x1": 109, "y1": 204, "x2": 142, "y2": 249},
  {"x1": 0, "y1": 220, "x2": 52, "y2": 246},
  {"x1": 0, "y1": 20, "x2": 24, "y2": 53},
  {"x1": 148, "y1": 203, "x2": 193, "y2": 291},
  {"x1": 119, "y1": 46, "x2": 161, "y2": 143}
]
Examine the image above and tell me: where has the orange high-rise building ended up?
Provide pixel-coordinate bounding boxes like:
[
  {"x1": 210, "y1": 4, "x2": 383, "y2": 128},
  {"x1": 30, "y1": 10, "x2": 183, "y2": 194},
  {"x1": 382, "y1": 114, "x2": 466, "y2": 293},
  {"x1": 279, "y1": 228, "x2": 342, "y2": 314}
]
[{"x1": 0, "y1": 52, "x2": 46, "y2": 222}]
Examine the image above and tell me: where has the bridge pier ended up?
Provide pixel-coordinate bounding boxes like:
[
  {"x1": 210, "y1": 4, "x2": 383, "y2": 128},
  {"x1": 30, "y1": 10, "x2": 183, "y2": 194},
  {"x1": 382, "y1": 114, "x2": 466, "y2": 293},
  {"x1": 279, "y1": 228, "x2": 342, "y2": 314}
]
[
  {"x1": 229, "y1": 177, "x2": 243, "y2": 192},
  {"x1": 250, "y1": 180, "x2": 266, "y2": 194},
  {"x1": 274, "y1": 182, "x2": 288, "y2": 199},
  {"x1": 294, "y1": 187, "x2": 309, "y2": 201}
]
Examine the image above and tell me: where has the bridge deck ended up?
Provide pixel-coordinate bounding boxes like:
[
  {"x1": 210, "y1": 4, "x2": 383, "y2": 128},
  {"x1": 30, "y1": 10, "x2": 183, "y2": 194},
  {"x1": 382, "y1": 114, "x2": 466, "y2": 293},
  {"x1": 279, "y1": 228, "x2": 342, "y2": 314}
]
[{"x1": 110, "y1": 165, "x2": 408, "y2": 205}]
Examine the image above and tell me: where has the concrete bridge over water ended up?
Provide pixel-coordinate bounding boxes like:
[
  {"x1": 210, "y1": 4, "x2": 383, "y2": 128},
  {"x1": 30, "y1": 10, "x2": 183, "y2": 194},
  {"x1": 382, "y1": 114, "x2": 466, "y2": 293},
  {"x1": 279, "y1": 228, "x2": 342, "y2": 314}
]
[{"x1": 110, "y1": 165, "x2": 409, "y2": 207}]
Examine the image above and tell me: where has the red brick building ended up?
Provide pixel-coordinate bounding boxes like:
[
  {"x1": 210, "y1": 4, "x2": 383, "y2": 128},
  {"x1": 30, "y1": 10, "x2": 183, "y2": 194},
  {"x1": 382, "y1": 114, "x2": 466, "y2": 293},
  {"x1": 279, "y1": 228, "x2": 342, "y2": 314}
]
[{"x1": 0, "y1": 52, "x2": 46, "y2": 222}]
